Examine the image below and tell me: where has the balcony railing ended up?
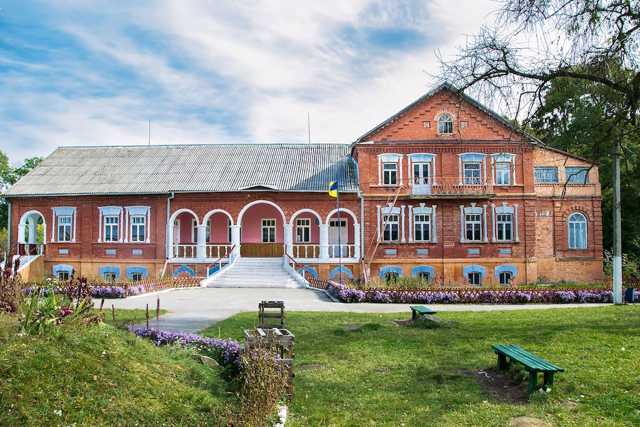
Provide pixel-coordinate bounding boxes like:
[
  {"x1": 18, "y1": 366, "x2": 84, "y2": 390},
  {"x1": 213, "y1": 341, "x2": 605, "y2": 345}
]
[
  {"x1": 206, "y1": 244, "x2": 232, "y2": 259},
  {"x1": 173, "y1": 244, "x2": 197, "y2": 258},
  {"x1": 329, "y1": 244, "x2": 355, "y2": 258},
  {"x1": 411, "y1": 178, "x2": 494, "y2": 198},
  {"x1": 292, "y1": 244, "x2": 320, "y2": 259},
  {"x1": 16, "y1": 243, "x2": 45, "y2": 256}
]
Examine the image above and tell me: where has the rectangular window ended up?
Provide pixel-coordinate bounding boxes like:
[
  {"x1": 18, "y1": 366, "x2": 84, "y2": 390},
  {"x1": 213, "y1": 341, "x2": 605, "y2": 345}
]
[
  {"x1": 495, "y1": 162, "x2": 511, "y2": 185},
  {"x1": 104, "y1": 215, "x2": 120, "y2": 242},
  {"x1": 57, "y1": 271, "x2": 70, "y2": 281},
  {"x1": 261, "y1": 219, "x2": 276, "y2": 243},
  {"x1": 130, "y1": 215, "x2": 146, "y2": 242},
  {"x1": 131, "y1": 272, "x2": 143, "y2": 282},
  {"x1": 57, "y1": 215, "x2": 73, "y2": 242},
  {"x1": 566, "y1": 167, "x2": 589, "y2": 184},
  {"x1": 534, "y1": 167, "x2": 559, "y2": 183},
  {"x1": 296, "y1": 218, "x2": 311, "y2": 243},
  {"x1": 413, "y1": 162, "x2": 430, "y2": 185},
  {"x1": 496, "y1": 214, "x2": 513, "y2": 241},
  {"x1": 465, "y1": 213, "x2": 482, "y2": 241},
  {"x1": 463, "y1": 162, "x2": 482, "y2": 185},
  {"x1": 413, "y1": 214, "x2": 431, "y2": 242},
  {"x1": 383, "y1": 162, "x2": 398, "y2": 185},
  {"x1": 103, "y1": 272, "x2": 117, "y2": 282},
  {"x1": 468, "y1": 272, "x2": 481, "y2": 286},
  {"x1": 382, "y1": 214, "x2": 399, "y2": 242}
]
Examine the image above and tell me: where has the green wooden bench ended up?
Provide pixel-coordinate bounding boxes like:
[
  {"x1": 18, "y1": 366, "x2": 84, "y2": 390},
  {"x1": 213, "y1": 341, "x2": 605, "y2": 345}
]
[
  {"x1": 492, "y1": 344, "x2": 565, "y2": 394},
  {"x1": 409, "y1": 305, "x2": 437, "y2": 320}
]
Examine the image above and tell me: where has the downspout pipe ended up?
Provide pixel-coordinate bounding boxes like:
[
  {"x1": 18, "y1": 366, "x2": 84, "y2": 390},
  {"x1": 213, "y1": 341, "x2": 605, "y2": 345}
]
[
  {"x1": 166, "y1": 192, "x2": 175, "y2": 260},
  {"x1": 6, "y1": 199, "x2": 11, "y2": 264}
]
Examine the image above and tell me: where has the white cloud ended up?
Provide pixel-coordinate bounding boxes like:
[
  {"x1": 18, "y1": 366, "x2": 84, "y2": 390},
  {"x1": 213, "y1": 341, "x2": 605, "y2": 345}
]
[{"x1": 0, "y1": 0, "x2": 497, "y2": 164}]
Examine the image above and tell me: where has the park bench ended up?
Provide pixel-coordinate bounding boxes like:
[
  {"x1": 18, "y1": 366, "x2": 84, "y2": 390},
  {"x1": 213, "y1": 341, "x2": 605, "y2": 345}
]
[
  {"x1": 409, "y1": 305, "x2": 437, "y2": 320},
  {"x1": 492, "y1": 344, "x2": 565, "y2": 395}
]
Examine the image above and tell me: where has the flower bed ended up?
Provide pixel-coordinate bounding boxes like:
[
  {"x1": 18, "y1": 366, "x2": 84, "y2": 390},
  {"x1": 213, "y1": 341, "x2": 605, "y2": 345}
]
[
  {"x1": 130, "y1": 327, "x2": 242, "y2": 370},
  {"x1": 326, "y1": 282, "x2": 617, "y2": 304}
]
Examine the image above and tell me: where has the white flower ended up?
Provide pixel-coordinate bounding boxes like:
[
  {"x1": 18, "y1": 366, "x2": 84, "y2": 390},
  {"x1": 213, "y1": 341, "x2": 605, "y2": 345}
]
[{"x1": 53, "y1": 409, "x2": 62, "y2": 417}]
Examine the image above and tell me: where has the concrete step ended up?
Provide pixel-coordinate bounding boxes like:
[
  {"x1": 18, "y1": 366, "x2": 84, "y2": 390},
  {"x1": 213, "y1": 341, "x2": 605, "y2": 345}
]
[{"x1": 203, "y1": 256, "x2": 303, "y2": 288}]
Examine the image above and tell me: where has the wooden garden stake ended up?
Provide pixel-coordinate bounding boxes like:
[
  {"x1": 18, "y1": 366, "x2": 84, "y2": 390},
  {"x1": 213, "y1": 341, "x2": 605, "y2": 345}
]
[
  {"x1": 146, "y1": 304, "x2": 149, "y2": 329},
  {"x1": 99, "y1": 298, "x2": 105, "y2": 311},
  {"x1": 111, "y1": 304, "x2": 115, "y2": 321},
  {"x1": 156, "y1": 297, "x2": 160, "y2": 320}
]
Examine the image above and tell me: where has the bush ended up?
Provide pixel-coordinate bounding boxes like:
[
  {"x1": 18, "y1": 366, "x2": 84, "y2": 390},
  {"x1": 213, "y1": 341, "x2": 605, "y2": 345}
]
[
  {"x1": 236, "y1": 344, "x2": 289, "y2": 427},
  {"x1": 0, "y1": 265, "x2": 22, "y2": 313},
  {"x1": 326, "y1": 282, "x2": 613, "y2": 305}
]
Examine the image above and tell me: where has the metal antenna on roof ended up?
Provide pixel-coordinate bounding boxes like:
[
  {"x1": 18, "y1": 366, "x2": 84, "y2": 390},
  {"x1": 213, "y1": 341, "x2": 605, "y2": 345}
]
[
  {"x1": 148, "y1": 120, "x2": 151, "y2": 145},
  {"x1": 307, "y1": 112, "x2": 311, "y2": 144}
]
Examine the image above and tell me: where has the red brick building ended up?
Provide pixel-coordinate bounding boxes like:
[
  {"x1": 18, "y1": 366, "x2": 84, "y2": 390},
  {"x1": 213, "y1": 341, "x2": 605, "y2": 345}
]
[{"x1": 5, "y1": 84, "x2": 604, "y2": 285}]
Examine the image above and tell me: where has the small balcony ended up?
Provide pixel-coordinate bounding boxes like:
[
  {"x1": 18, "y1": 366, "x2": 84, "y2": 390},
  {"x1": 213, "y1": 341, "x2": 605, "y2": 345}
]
[{"x1": 410, "y1": 177, "x2": 495, "y2": 199}]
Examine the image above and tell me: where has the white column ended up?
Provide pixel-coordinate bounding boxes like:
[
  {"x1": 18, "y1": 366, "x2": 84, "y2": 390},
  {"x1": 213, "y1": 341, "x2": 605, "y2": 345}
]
[
  {"x1": 459, "y1": 205, "x2": 465, "y2": 242},
  {"x1": 376, "y1": 205, "x2": 381, "y2": 242},
  {"x1": 491, "y1": 204, "x2": 496, "y2": 242},
  {"x1": 123, "y1": 210, "x2": 129, "y2": 242},
  {"x1": 284, "y1": 222, "x2": 293, "y2": 256},
  {"x1": 196, "y1": 224, "x2": 207, "y2": 258},
  {"x1": 50, "y1": 211, "x2": 56, "y2": 243},
  {"x1": 401, "y1": 205, "x2": 406, "y2": 243},
  {"x1": 28, "y1": 216, "x2": 37, "y2": 244},
  {"x1": 319, "y1": 223, "x2": 329, "y2": 260},
  {"x1": 18, "y1": 219, "x2": 26, "y2": 243},
  {"x1": 167, "y1": 219, "x2": 174, "y2": 259},
  {"x1": 98, "y1": 209, "x2": 103, "y2": 243},
  {"x1": 432, "y1": 205, "x2": 438, "y2": 243},
  {"x1": 231, "y1": 225, "x2": 241, "y2": 257},
  {"x1": 353, "y1": 223, "x2": 361, "y2": 259},
  {"x1": 408, "y1": 206, "x2": 413, "y2": 242},
  {"x1": 146, "y1": 208, "x2": 151, "y2": 243},
  {"x1": 514, "y1": 204, "x2": 520, "y2": 242},
  {"x1": 483, "y1": 205, "x2": 489, "y2": 242},
  {"x1": 72, "y1": 209, "x2": 77, "y2": 242}
]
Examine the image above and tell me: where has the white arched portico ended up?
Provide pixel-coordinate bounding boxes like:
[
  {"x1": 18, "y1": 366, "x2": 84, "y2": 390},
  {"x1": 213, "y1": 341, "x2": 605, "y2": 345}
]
[
  {"x1": 237, "y1": 200, "x2": 287, "y2": 257},
  {"x1": 324, "y1": 208, "x2": 360, "y2": 261},
  {"x1": 288, "y1": 209, "x2": 322, "y2": 258},
  {"x1": 201, "y1": 209, "x2": 234, "y2": 259},
  {"x1": 167, "y1": 209, "x2": 199, "y2": 259},
  {"x1": 17, "y1": 210, "x2": 47, "y2": 255}
]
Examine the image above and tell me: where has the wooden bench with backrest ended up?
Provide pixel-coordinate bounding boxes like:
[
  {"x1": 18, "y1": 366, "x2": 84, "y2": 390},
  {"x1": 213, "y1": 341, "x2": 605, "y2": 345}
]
[
  {"x1": 409, "y1": 305, "x2": 437, "y2": 320},
  {"x1": 492, "y1": 344, "x2": 565, "y2": 395}
]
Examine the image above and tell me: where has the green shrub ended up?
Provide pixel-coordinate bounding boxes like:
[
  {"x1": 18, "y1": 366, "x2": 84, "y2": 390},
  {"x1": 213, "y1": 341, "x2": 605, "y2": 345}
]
[{"x1": 0, "y1": 265, "x2": 23, "y2": 313}]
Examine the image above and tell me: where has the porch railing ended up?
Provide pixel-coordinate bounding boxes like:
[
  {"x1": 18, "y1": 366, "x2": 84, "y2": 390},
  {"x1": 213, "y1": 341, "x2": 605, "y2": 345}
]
[
  {"x1": 206, "y1": 244, "x2": 232, "y2": 259},
  {"x1": 292, "y1": 244, "x2": 320, "y2": 259},
  {"x1": 329, "y1": 244, "x2": 355, "y2": 258},
  {"x1": 16, "y1": 243, "x2": 45, "y2": 256},
  {"x1": 173, "y1": 244, "x2": 197, "y2": 258}
]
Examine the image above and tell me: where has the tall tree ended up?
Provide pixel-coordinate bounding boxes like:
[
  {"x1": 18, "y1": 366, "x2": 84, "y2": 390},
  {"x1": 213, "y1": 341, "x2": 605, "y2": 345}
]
[
  {"x1": 0, "y1": 154, "x2": 43, "y2": 230},
  {"x1": 438, "y1": 0, "x2": 640, "y2": 303}
]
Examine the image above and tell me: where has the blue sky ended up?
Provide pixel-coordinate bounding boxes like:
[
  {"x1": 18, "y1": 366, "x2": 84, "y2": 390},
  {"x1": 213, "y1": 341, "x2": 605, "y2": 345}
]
[{"x1": 0, "y1": 0, "x2": 495, "y2": 164}]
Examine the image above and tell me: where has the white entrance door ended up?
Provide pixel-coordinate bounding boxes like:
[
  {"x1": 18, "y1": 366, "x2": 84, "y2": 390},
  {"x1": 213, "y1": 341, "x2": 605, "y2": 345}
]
[
  {"x1": 173, "y1": 220, "x2": 181, "y2": 244},
  {"x1": 413, "y1": 162, "x2": 432, "y2": 195},
  {"x1": 329, "y1": 219, "x2": 348, "y2": 257}
]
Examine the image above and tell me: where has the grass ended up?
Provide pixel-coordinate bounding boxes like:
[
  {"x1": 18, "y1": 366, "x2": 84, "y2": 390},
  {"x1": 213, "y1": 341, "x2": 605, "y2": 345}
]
[
  {"x1": 205, "y1": 305, "x2": 640, "y2": 426},
  {"x1": 99, "y1": 307, "x2": 168, "y2": 329},
  {"x1": 0, "y1": 311, "x2": 229, "y2": 426}
]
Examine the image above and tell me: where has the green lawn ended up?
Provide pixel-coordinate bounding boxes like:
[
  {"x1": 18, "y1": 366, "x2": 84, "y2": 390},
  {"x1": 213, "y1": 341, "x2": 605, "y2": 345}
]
[
  {"x1": 0, "y1": 311, "x2": 228, "y2": 426},
  {"x1": 206, "y1": 306, "x2": 640, "y2": 426}
]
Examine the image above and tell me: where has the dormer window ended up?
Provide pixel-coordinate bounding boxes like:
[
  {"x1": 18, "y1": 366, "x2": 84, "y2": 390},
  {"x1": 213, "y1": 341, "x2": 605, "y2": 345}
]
[{"x1": 437, "y1": 113, "x2": 453, "y2": 134}]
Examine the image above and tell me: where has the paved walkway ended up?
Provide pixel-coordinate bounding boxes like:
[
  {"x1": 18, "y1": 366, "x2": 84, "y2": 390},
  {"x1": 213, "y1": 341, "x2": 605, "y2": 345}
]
[{"x1": 100, "y1": 287, "x2": 610, "y2": 332}]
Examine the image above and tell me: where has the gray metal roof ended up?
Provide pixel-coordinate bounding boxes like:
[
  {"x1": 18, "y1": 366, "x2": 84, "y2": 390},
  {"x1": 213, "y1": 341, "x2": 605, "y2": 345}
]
[{"x1": 5, "y1": 143, "x2": 359, "y2": 197}]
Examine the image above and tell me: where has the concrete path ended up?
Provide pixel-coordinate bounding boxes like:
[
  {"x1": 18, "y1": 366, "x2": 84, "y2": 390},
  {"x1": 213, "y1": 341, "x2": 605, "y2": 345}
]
[{"x1": 100, "y1": 287, "x2": 610, "y2": 332}]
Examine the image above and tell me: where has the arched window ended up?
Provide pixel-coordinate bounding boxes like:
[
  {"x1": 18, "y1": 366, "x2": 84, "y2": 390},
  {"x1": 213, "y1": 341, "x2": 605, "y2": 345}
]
[
  {"x1": 437, "y1": 113, "x2": 453, "y2": 134},
  {"x1": 568, "y1": 213, "x2": 588, "y2": 249}
]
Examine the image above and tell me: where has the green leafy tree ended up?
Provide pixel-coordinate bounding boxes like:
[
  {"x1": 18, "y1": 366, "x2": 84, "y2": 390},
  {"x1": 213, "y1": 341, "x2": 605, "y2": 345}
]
[{"x1": 0, "y1": 153, "x2": 43, "y2": 232}]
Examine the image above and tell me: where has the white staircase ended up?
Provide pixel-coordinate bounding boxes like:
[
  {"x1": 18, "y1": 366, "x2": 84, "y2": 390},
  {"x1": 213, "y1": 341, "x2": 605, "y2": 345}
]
[{"x1": 203, "y1": 257, "x2": 303, "y2": 288}]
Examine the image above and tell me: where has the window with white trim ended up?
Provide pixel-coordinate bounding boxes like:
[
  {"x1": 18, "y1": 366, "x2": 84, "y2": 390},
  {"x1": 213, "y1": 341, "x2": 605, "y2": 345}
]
[
  {"x1": 534, "y1": 167, "x2": 559, "y2": 183},
  {"x1": 383, "y1": 162, "x2": 398, "y2": 185},
  {"x1": 468, "y1": 272, "x2": 481, "y2": 286},
  {"x1": 437, "y1": 113, "x2": 453, "y2": 134},
  {"x1": 57, "y1": 215, "x2": 73, "y2": 242},
  {"x1": 296, "y1": 218, "x2": 311, "y2": 243},
  {"x1": 130, "y1": 215, "x2": 146, "y2": 242},
  {"x1": 131, "y1": 272, "x2": 143, "y2": 282},
  {"x1": 568, "y1": 212, "x2": 588, "y2": 249},
  {"x1": 103, "y1": 215, "x2": 120, "y2": 242},
  {"x1": 463, "y1": 162, "x2": 482, "y2": 185},
  {"x1": 382, "y1": 214, "x2": 399, "y2": 242},
  {"x1": 465, "y1": 213, "x2": 482, "y2": 241},
  {"x1": 496, "y1": 213, "x2": 513, "y2": 241},
  {"x1": 57, "y1": 271, "x2": 70, "y2": 281},
  {"x1": 413, "y1": 214, "x2": 431, "y2": 242},
  {"x1": 103, "y1": 272, "x2": 117, "y2": 282},
  {"x1": 417, "y1": 271, "x2": 430, "y2": 282},
  {"x1": 261, "y1": 219, "x2": 276, "y2": 243},
  {"x1": 495, "y1": 162, "x2": 511, "y2": 185},
  {"x1": 499, "y1": 271, "x2": 512, "y2": 285}
]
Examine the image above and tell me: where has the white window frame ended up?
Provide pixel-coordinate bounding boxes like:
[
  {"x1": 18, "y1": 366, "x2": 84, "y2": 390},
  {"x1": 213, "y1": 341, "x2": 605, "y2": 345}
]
[
  {"x1": 468, "y1": 272, "x2": 481, "y2": 286},
  {"x1": 57, "y1": 215, "x2": 73, "y2": 242},
  {"x1": 568, "y1": 212, "x2": 588, "y2": 249},
  {"x1": 103, "y1": 215, "x2": 120, "y2": 242},
  {"x1": 465, "y1": 213, "x2": 483, "y2": 241},
  {"x1": 461, "y1": 204, "x2": 487, "y2": 243},
  {"x1": 378, "y1": 153, "x2": 403, "y2": 186},
  {"x1": 261, "y1": 218, "x2": 276, "y2": 243},
  {"x1": 499, "y1": 271, "x2": 513, "y2": 285},
  {"x1": 492, "y1": 153, "x2": 515, "y2": 186},
  {"x1": 495, "y1": 162, "x2": 511, "y2": 185},
  {"x1": 413, "y1": 213, "x2": 431, "y2": 242},
  {"x1": 382, "y1": 214, "x2": 400, "y2": 242},
  {"x1": 296, "y1": 218, "x2": 311, "y2": 243},
  {"x1": 496, "y1": 213, "x2": 513, "y2": 241},
  {"x1": 463, "y1": 162, "x2": 482, "y2": 185},
  {"x1": 130, "y1": 215, "x2": 146, "y2": 242},
  {"x1": 534, "y1": 166, "x2": 559, "y2": 184},
  {"x1": 382, "y1": 162, "x2": 398, "y2": 185},
  {"x1": 52, "y1": 207, "x2": 76, "y2": 243},
  {"x1": 437, "y1": 113, "x2": 453, "y2": 134}
]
